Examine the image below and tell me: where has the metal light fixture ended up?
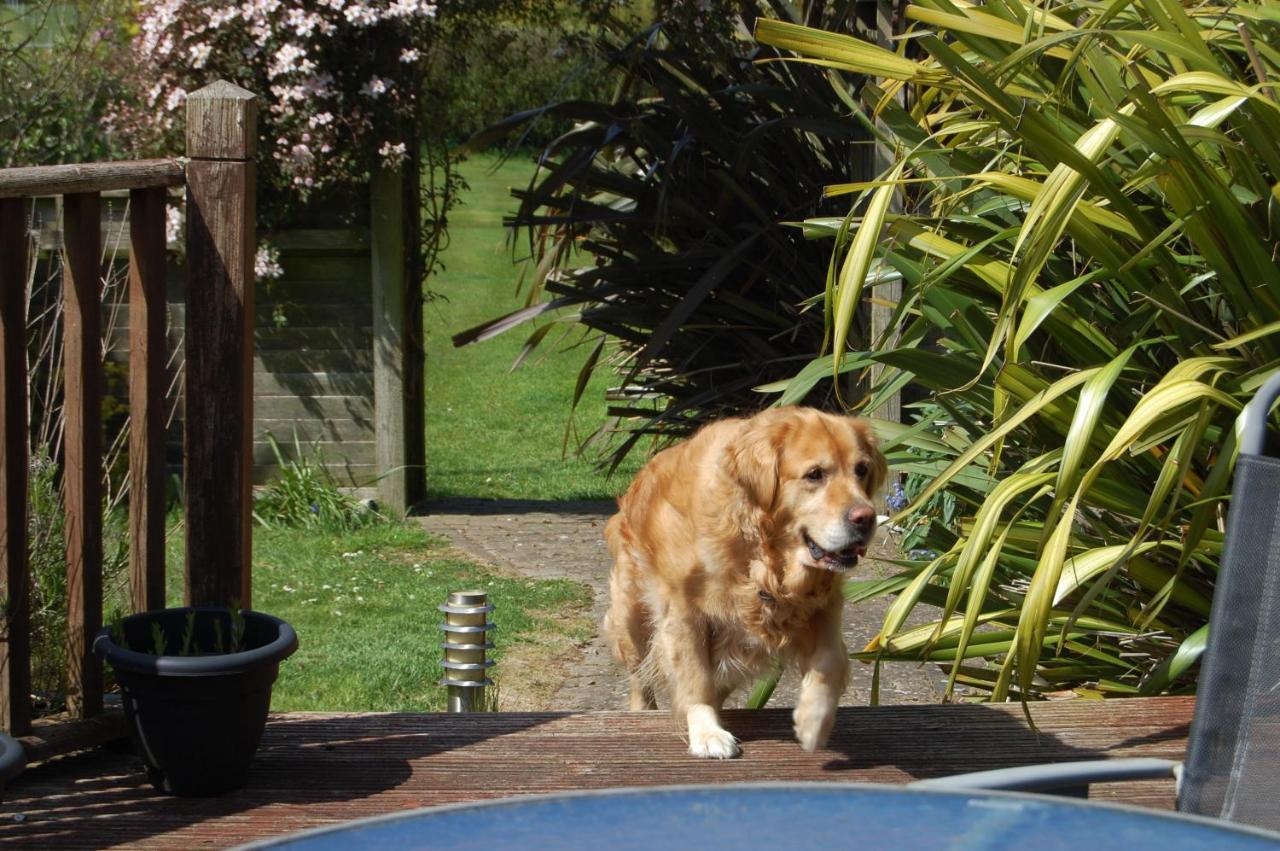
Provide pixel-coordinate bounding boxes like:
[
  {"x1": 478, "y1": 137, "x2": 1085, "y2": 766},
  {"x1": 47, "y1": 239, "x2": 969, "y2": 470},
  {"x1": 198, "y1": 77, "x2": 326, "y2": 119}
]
[{"x1": 438, "y1": 589, "x2": 494, "y2": 712}]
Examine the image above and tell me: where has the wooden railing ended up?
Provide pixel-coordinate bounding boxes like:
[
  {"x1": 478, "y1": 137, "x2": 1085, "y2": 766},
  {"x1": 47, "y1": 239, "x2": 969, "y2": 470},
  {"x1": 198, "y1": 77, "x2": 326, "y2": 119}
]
[{"x1": 0, "y1": 81, "x2": 257, "y2": 742}]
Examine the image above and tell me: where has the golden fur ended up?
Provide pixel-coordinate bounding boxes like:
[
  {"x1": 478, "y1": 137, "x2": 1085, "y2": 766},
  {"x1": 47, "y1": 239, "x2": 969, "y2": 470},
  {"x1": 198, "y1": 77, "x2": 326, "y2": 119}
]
[{"x1": 603, "y1": 406, "x2": 888, "y2": 758}]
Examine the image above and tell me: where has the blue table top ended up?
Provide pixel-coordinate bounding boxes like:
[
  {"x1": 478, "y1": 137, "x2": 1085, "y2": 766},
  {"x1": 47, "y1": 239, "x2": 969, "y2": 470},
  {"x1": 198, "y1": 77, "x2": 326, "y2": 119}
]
[{"x1": 244, "y1": 783, "x2": 1280, "y2": 850}]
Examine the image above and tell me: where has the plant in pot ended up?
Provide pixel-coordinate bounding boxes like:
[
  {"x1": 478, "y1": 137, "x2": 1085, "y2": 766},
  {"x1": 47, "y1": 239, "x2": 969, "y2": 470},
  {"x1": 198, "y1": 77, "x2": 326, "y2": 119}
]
[{"x1": 93, "y1": 606, "x2": 298, "y2": 796}]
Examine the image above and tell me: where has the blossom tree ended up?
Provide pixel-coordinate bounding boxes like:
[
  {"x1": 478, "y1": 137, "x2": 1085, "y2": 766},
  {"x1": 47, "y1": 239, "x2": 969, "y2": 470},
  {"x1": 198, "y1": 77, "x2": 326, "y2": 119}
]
[{"x1": 112, "y1": 0, "x2": 440, "y2": 224}]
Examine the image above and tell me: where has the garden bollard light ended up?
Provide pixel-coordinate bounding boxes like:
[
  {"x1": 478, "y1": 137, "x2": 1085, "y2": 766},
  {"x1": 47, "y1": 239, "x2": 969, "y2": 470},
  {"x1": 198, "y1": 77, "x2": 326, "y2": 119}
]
[{"x1": 439, "y1": 590, "x2": 494, "y2": 712}]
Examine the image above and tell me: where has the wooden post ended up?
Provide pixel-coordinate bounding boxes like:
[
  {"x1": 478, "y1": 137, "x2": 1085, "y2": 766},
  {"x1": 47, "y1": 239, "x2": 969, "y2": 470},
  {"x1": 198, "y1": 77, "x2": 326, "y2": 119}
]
[
  {"x1": 184, "y1": 81, "x2": 256, "y2": 609},
  {"x1": 128, "y1": 187, "x2": 168, "y2": 612},
  {"x1": 872, "y1": 0, "x2": 902, "y2": 424},
  {"x1": 63, "y1": 191, "x2": 104, "y2": 718},
  {"x1": 857, "y1": 0, "x2": 903, "y2": 423},
  {"x1": 371, "y1": 162, "x2": 424, "y2": 515},
  {"x1": 0, "y1": 198, "x2": 31, "y2": 734},
  {"x1": 403, "y1": 151, "x2": 426, "y2": 509}
]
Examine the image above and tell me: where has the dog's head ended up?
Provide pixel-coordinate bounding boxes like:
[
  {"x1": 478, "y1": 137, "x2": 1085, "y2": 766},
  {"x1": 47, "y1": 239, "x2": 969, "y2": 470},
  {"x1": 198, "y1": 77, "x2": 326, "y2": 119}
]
[{"x1": 728, "y1": 407, "x2": 888, "y2": 573}]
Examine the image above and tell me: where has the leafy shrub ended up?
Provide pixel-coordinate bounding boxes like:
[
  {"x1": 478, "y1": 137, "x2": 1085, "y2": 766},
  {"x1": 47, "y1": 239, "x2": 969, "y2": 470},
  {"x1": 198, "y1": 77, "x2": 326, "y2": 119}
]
[
  {"x1": 0, "y1": 0, "x2": 133, "y2": 167},
  {"x1": 459, "y1": 0, "x2": 868, "y2": 466},
  {"x1": 756, "y1": 2, "x2": 1280, "y2": 698},
  {"x1": 253, "y1": 434, "x2": 387, "y2": 531},
  {"x1": 434, "y1": 21, "x2": 611, "y2": 148}
]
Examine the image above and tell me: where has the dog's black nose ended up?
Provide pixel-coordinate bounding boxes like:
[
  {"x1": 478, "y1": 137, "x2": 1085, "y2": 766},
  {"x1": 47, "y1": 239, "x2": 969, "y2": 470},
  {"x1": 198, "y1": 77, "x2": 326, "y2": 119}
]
[{"x1": 847, "y1": 505, "x2": 876, "y2": 540}]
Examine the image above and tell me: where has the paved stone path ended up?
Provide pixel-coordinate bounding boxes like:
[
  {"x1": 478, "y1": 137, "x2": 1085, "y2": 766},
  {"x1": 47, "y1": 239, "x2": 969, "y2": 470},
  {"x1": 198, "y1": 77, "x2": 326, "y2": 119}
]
[{"x1": 418, "y1": 499, "x2": 948, "y2": 712}]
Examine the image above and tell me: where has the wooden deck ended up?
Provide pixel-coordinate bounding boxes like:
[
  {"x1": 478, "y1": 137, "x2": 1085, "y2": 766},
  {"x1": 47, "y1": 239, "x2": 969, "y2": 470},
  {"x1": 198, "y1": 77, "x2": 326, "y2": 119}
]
[{"x1": 0, "y1": 696, "x2": 1193, "y2": 849}]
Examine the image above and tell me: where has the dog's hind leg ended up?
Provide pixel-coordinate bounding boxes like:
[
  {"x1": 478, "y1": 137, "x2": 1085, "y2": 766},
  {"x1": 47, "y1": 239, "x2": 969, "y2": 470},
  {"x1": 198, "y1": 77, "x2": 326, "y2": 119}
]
[
  {"x1": 603, "y1": 547, "x2": 658, "y2": 710},
  {"x1": 629, "y1": 673, "x2": 658, "y2": 711}
]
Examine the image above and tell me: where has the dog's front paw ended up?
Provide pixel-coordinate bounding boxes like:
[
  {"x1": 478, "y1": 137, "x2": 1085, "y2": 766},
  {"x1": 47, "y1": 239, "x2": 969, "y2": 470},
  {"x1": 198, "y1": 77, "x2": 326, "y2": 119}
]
[
  {"x1": 690, "y1": 726, "x2": 740, "y2": 759},
  {"x1": 687, "y1": 705, "x2": 741, "y2": 759},
  {"x1": 793, "y1": 702, "x2": 835, "y2": 752}
]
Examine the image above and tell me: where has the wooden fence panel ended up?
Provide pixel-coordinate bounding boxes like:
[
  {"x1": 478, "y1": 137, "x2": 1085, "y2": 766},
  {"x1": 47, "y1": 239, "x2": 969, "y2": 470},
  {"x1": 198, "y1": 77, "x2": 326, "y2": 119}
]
[
  {"x1": 0, "y1": 198, "x2": 32, "y2": 735},
  {"x1": 62, "y1": 191, "x2": 104, "y2": 719}
]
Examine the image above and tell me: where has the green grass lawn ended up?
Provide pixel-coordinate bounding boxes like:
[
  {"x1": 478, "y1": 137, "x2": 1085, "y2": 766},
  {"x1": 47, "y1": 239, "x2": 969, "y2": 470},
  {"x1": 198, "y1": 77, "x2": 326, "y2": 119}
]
[
  {"x1": 164, "y1": 521, "x2": 593, "y2": 712},
  {"x1": 424, "y1": 152, "x2": 638, "y2": 501}
]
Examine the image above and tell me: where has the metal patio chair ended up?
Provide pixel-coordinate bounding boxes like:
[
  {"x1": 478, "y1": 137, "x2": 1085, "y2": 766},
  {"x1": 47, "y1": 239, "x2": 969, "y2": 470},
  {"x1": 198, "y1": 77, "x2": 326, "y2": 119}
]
[{"x1": 913, "y1": 371, "x2": 1280, "y2": 833}]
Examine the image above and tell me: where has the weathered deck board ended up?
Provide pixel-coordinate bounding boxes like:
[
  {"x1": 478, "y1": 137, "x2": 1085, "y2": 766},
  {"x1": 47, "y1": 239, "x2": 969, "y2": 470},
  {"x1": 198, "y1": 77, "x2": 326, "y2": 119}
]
[{"x1": 0, "y1": 697, "x2": 1193, "y2": 849}]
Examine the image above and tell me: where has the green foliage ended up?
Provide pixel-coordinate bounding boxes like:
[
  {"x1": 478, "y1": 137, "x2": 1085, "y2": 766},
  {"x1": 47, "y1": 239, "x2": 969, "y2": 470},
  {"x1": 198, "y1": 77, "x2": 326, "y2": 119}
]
[
  {"x1": 459, "y1": 1, "x2": 868, "y2": 465},
  {"x1": 253, "y1": 434, "x2": 387, "y2": 531},
  {"x1": 0, "y1": 0, "x2": 132, "y2": 166},
  {"x1": 756, "y1": 1, "x2": 1280, "y2": 699},
  {"x1": 27, "y1": 450, "x2": 66, "y2": 695},
  {"x1": 180, "y1": 612, "x2": 196, "y2": 656},
  {"x1": 230, "y1": 604, "x2": 245, "y2": 653},
  {"x1": 103, "y1": 604, "x2": 252, "y2": 657},
  {"x1": 149, "y1": 621, "x2": 167, "y2": 656},
  {"x1": 27, "y1": 447, "x2": 131, "y2": 713},
  {"x1": 433, "y1": 20, "x2": 611, "y2": 148}
]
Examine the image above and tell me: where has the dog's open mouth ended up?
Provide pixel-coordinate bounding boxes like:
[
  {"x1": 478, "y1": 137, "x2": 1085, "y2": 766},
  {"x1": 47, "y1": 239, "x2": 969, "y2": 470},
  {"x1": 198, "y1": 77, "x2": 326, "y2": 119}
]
[{"x1": 803, "y1": 533, "x2": 864, "y2": 572}]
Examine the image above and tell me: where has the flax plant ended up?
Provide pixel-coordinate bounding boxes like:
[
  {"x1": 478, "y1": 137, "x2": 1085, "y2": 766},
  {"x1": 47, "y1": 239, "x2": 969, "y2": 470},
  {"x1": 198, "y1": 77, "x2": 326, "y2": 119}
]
[{"x1": 755, "y1": 1, "x2": 1280, "y2": 700}]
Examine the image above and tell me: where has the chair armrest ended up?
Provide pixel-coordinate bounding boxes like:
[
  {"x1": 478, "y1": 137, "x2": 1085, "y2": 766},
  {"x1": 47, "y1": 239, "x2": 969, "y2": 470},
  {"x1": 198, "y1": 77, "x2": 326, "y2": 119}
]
[{"x1": 910, "y1": 758, "x2": 1179, "y2": 798}]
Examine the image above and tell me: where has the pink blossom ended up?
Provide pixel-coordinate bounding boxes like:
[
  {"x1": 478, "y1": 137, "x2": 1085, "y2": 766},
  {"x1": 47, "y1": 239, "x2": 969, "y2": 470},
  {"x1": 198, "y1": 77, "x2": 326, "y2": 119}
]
[
  {"x1": 189, "y1": 42, "x2": 212, "y2": 68},
  {"x1": 378, "y1": 140, "x2": 408, "y2": 167},
  {"x1": 386, "y1": 0, "x2": 437, "y2": 18},
  {"x1": 286, "y1": 8, "x2": 320, "y2": 39},
  {"x1": 165, "y1": 203, "x2": 184, "y2": 246},
  {"x1": 344, "y1": 5, "x2": 379, "y2": 26},
  {"x1": 207, "y1": 6, "x2": 240, "y2": 28},
  {"x1": 164, "y1": 87, "x2": 186, "y2": 112},
  {"x1": 255, "y1": 243, "x2": 283, "y2": 281},
  {"x1": 269, "y1": 44, "x2": 307, "y2": 79},
  {"x1": 359, "y1": 76, "x2": 389, "y2": 99}
]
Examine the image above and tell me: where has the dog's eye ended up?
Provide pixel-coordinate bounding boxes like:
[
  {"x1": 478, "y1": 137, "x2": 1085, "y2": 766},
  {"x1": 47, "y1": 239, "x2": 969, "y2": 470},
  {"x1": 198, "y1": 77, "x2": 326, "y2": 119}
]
[
  {"x1": 804, "y1": 467, "x2": 825, "y2": 482},
  {"x1": 854, "y1": 462, "x2": 870, "y2": 479}
]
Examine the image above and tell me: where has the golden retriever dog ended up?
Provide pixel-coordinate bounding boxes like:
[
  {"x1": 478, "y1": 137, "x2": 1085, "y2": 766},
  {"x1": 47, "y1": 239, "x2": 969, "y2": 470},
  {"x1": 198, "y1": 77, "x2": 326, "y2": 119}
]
[{"x1": 604, "y1": 406, "x2": 887, "y2": 758}]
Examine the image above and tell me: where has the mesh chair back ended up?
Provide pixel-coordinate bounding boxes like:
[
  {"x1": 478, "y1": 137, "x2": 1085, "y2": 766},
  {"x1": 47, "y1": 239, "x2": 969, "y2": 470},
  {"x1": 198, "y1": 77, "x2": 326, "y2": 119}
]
[{"x1": 1179, "y1": 373, "x2": 1280, "y2": 831}]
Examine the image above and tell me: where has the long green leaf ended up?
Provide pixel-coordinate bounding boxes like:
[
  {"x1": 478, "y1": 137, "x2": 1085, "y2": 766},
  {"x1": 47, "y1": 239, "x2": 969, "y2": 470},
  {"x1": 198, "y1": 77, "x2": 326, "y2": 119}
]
[
  {"x1": 831, "y1": 163, "x2": 904, "y2": 382},
  {"x1": 1139, "y1": 623, "x2": 1208, "y2": 695}
]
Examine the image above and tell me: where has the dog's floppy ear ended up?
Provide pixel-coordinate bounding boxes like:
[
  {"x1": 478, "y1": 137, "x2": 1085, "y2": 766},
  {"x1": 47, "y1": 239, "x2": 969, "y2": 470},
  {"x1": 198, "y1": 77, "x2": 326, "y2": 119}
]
[
  {"x1": 725, "y1": 412, "x2": 789, "y2": 509},
  {"x1": 849, "y1": 417, "x2": 889, "y2": 495}
]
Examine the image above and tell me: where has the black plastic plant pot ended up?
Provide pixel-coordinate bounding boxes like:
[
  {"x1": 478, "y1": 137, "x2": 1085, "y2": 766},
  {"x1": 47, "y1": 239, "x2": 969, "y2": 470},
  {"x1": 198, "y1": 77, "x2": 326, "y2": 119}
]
[{"x1": 93, "y1": 607, "x2": 298, "y2": 796}]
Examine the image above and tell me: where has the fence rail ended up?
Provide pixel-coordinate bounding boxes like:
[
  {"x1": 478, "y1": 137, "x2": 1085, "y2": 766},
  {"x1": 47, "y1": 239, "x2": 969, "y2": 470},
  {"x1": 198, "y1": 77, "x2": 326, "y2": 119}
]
[
  {"x1": 0, "y1": 159, "x2": 186, "y2": 200},
  {"x1": 0, "y1": 81, "x2": 256, "y2": 742}
]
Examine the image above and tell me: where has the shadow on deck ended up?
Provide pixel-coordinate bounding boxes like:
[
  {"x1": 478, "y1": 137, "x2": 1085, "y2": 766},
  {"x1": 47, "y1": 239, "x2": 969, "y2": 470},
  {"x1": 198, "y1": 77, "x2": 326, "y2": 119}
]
[{"x1": 0, "y1": 697, "x2": 1193, "y2": 849}]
